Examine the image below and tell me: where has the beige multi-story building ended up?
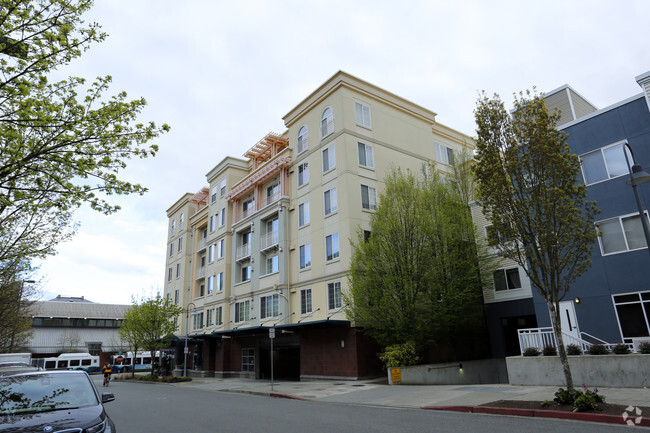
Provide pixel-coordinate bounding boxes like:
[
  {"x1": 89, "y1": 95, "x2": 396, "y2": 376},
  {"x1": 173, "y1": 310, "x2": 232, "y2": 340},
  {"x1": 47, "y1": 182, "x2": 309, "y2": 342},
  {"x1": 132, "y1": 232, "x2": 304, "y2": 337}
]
[{"x1": 164, "y1": 71, "x2": 474, "y2": 380}]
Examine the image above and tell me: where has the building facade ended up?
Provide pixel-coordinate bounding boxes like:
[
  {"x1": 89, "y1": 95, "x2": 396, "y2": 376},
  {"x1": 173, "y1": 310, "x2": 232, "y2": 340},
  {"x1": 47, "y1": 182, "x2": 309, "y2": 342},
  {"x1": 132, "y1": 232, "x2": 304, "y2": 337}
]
[
  {"x1": 164, "y1": 71, "x2": 475, "y2": 379},
  {"x1": 477, "y1": 71, "x2": 650, "y2": 357}
]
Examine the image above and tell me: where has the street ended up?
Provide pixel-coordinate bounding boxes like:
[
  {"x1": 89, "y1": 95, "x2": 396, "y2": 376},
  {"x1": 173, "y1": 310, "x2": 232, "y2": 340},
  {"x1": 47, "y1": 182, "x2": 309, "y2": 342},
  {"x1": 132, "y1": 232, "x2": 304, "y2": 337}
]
[{"x1": 92, "y1": 376, "x2": 637, "y2": 433}]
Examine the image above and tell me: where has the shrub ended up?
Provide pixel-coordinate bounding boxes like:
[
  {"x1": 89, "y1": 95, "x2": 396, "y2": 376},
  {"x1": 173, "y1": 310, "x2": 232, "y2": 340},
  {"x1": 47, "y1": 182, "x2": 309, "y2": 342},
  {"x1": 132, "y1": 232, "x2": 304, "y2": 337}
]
[
  {"x1": 554, "y1": 385, "x2": 605, "y2": 412},
  {"x1": 542, "y1": 345, "x2": 557, "y2": 356},
  {"x1": 523, "y1": 347, "x2": 541, "y2": 356},
  {"x1": 554, "y1": 387, "x2": 580, "y2": 405},
  {"x1": 587, "y1": 343, "x2": 608, "y2": 355},
  {"x1": 541, "y1": 400, "x2": 551, "y2": 407},
  {"x1": 612, "y1": 343, "x2": 631, "y2": 354},
  {"x1": 566, "y1": 344, "x2": 582, "y2": 355},
  {"x1": 378, "y1": 342, "x2": 420, "y2": 369},
  {"x1": 638, "y1": 342, "x2": 650, "y2": 354},
  {"x1": 573, "y1": 393, "x2": 598, "y2": 412}
]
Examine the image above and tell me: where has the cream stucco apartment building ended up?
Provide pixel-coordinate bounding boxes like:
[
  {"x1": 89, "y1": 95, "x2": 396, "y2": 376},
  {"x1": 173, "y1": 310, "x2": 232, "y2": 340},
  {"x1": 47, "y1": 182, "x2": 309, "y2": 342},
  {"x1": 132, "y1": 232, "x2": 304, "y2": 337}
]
[{"x1": 164, "y1": 71, "x2": 474, "y2": 380}]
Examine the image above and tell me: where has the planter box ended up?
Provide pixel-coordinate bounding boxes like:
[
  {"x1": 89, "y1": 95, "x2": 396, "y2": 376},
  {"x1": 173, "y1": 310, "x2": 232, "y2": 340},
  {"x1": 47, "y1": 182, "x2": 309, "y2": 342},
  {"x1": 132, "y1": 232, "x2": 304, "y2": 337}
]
[{"x1": 506, "y1": 354, "x2": 650, "y2": 388}]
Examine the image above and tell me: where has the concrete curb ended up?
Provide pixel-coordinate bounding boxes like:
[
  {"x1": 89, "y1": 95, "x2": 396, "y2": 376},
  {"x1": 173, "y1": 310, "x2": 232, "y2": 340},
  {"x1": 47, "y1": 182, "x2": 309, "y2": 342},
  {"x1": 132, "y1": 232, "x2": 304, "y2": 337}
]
[
  {"x1": 270, "y1": 393, "x2": 309, "y2": 401},
  {"x1": 423, "y1": 406, "x2": 650, "y2": 427}
]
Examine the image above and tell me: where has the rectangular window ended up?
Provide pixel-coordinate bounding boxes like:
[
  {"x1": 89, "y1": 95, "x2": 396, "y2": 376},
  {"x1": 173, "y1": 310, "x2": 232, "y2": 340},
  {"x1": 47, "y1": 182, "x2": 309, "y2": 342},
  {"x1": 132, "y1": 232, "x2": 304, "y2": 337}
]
[
  {"x1": 200, "y1": 284, "x2": 205, "y2": 297},
  {"x1": 326, "y1": 233, "x2": 340, "y2": 261},
  {"x1": 580, "y1": 142, "x2": 627, "y2": 185},
  {"x1": 266, "y1": 182, "x2": 280, "y2": 202},
  {"x1": 298, "y1": 162, "x2": 309, "y2": 187},
  {"x1": 324, "y1": 188, "x2": 338, "y2": 215},
  {"x1": 361, "y1": 185, "x2": 377, "y2": 210},
  {"x1": 242, "y1": 197, "x2": 255, "y2": 217},
  {"x1": 176, "y1": 263, "x2": 181, "y2": 278},
  {"x1": 597, "y1": 213, "x2": 650, "y2": 255},
  {"x1": 363, "y1": 230, "x2": 371, "y2": 243},
  {"x1": 613, "y1": 291, "x2": 650, "y2": 341},
  {"x1": 178, "y1": 237, "x2": 183, "y2": 252},
  {"x1": 206, "y1": 308, "x2": 213, "y2": 326},
  {"x1": 235, "y1": 300, "x2": 250, "y2": 322},
  {"x1": 242, "y1": 348, "x2": 254, "y2": 372},
  {"x1": 300, "y1": 244, "x2": 311, "y2": 269},
  {"x1": 193, "y1": 312, "x2": 204, "y2": 330},
  {"x1": 220, "y1": 178, "x2": 227, "y2": 197},
  {"x1": 169, "y1": 243, "x2": 174, "y2": 257},
  {"x1": 211, "y1": 185, "x2": 217, "y2": 203},
  {"x1": 301, "y1": 289, "x2": 312, "y2": 315},
  {"x1": 174, "y1": 289, "x2": 179, "y2": 304},
  {"x1": 217, "y1": 239, "x2": 224, "y2": 259},
  {"x1": 215, "y1": 306, "x2": 223, "y2": 325},
  {"x1": 241, "y1": 265, "x2": 251, "y2": 282},
  {"x1": 266, "y1": 255, "x2": 279, "y2": 274},
  {"x1": 299, "y1": 202, "x2": 310, "y2": 226},
  {"x1": 358, "y1": 142, "x2": 374, "y2": 168},
  {"x1": 210, "y1": 215, "x2": 216, "y2": 232},
  {"x1": 180, "y1": 213, "x2": 184, "y2": 228},
  {"x1": 328, "y1": 282, "x2": 342, "y2": 310},
  {"x1": 220, "y1": 207, "x2": 226, "y2": 226},
  {"x1": 435, "y1": 143, "x2": 454, "y2": 165},
  {"x1": 216, "y1": 272, "x2": 224, "y2": 292},
  {"x1": 208, "y1": 244, "x2": 215, "y2": 263},
  {"x1": 355, "y1": 101, "x2": 372, "y2": 128},
  {"x1": 297, "y1": 126, "x2": 308, "y2": 153},
  {"x1": 493, "y1": 268, "x2": 522, "y2": 291},
  {"x1": 167, "y1": 267, "x2": 172, "y2": 281},
  {"x1": 322, "y1": 146, "x2": 336, "y2": 172},
  {"x1": 260, "y1": 294, "x2": 279, "y2": 319},
  {"x1": 207, "y1": 275, "x2": 214, "y2": 294},
  {"x1": 171, "y1": 220, "x2": 176, "y2": 235}
]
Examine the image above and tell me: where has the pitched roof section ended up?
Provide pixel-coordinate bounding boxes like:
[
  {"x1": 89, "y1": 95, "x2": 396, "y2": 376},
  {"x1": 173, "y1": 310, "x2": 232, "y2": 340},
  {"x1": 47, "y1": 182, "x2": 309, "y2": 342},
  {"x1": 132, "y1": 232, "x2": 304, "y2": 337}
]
[{"x1": 31, "y1": 301, "x2": 130, "y2": 319}]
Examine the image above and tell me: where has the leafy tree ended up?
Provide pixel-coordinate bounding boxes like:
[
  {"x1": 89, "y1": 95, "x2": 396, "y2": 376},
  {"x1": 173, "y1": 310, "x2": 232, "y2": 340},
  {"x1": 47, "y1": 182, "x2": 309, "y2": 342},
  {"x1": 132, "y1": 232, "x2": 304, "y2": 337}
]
[
  {"x1": 119, "y1": 295, "x2": 182, "y2": 377},
  {"x1": 0, "y1": 258, "x2": 37, "y2": 352},
  {"x1": 347, "y1": 167, "x2": 490, "y2": 359},
  {"x1": 0, "y1": 0, "x2": 169, "y2": 264},
  {"x1": 473, "y1": 90, "x2": 599, "y2": 391}
]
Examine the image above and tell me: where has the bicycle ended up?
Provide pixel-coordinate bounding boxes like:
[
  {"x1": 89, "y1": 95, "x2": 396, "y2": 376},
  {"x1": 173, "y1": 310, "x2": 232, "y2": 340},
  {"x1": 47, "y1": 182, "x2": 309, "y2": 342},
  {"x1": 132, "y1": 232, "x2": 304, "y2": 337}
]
[{"x1": 103, "y1": 373, "x2": 111, "y2": 387}]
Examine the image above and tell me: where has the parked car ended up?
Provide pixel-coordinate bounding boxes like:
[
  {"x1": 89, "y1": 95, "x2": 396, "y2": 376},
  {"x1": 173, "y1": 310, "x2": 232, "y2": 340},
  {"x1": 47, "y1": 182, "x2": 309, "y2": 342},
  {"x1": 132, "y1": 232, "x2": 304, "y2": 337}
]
[
  {"x1": 0, "y1": 361, "x2": 40, "y2": 377},
  {"x1": 0, "y1": 370, "x2": 116, "y2": 432}
]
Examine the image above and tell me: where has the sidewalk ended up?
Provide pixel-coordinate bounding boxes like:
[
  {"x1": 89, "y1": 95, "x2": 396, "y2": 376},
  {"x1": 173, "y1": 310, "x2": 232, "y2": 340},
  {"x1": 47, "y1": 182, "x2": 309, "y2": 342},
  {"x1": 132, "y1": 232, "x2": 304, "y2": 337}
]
[{"x1": 171, "y1": 377, "x2": 650, "y2": 426}]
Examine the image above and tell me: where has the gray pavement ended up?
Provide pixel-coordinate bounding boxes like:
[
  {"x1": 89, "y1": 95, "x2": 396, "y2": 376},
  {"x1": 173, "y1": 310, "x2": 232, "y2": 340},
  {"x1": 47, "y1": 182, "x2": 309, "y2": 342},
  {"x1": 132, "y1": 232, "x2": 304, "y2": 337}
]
[{"x1": 164, "y1": 376, "x2": 650, "y2": 410}]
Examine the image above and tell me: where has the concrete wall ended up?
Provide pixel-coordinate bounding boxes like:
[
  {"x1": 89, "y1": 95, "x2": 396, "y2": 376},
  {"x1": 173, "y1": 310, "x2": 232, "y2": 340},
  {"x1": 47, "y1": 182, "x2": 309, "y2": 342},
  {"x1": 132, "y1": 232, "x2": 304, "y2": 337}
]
[
  {"x1": 506, "y1": 355, "x2": 650, "y2": 388},
  {"x1": 388, "y1": 359, "x2": 508, "y2": 385}
]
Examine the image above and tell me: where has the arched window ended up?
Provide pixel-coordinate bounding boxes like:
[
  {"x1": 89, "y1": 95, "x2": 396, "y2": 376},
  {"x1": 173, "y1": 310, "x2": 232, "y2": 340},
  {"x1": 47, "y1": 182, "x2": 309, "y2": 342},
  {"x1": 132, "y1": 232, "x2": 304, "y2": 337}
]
[
  {"x1": 297, "y1": 125, "x2": 308, "y2": 153},
  {"x1": 321, "y1": 107, "x2": 333, "y2": 138}
]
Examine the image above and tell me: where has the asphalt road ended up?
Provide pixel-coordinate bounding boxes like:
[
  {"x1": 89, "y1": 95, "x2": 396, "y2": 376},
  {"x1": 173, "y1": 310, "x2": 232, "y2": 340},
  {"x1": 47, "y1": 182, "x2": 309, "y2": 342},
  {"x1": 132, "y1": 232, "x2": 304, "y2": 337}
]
[{"x1": 91, "y1": 376, "x2": 636, "y2": 433}]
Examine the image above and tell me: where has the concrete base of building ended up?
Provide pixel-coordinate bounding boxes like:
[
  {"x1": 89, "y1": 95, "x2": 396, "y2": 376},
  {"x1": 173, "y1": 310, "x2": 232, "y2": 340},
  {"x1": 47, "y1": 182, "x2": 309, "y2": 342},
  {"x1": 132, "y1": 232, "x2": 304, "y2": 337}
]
[
  {"x1": 388, "y1": 358, "x2": 508, "y2": 385},
  {"x1": 506, "y1": 354, "x2": 650, "y2": 387}
]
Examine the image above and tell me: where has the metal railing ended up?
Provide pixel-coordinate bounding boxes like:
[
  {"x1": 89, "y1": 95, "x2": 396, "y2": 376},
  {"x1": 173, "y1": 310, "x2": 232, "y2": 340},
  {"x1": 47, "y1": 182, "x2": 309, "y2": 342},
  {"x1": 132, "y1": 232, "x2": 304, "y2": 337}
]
[
  {"x1": 236, "y1": 243, "x2": 251, "y2": 261},
  {"x1": 196, "y1": 238, "x2": 206, "y2": 252},
  {"x1": 195, "y1": 267, "x2": 205, "y2": 280},
  {"x1": 260, "y1": 231, "x2": 279, "y2": 251},
  {"x1": 517, "y1": 327, "x2": 635, "y2": 354}
]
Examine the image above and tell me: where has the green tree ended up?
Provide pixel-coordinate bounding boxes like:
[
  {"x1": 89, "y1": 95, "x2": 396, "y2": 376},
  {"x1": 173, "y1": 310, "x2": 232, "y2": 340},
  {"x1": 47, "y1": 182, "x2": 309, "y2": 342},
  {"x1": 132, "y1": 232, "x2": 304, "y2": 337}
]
[
  {"x1": 346, "y1": 167, "x2": 490, "y2": 359},
  {"x1": 0, "y1": 0, "x2": 169, "y2": 264},
  {"x1": 0, "y1": 258, "x2": 37, "y2": 352},
  {"x1": 119, "y1": 295, "x2": 182, "y2": 377},
  {"x1": 473, "y1": 90, "x2": 599, "y2": 391}
]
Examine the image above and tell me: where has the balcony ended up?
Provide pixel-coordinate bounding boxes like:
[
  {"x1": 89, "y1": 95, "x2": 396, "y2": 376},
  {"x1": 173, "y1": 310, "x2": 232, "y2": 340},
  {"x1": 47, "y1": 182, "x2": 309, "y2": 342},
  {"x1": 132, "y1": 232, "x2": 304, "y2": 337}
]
[
  {"x1": 260, "y1": 191, "x2": 281, "y2": 209},
  {"x1": 196, "y1": 238, "x2": 206, "y2": 253},
  {"x1": 260, "y1": 231, "x2": 279, "y2": 252},
  {"x1": 236, "y1": 243, "x2": 251, "y2": 261},
  {"x1": 195, "y1": 267, "x2": 205, "y2": 280}
]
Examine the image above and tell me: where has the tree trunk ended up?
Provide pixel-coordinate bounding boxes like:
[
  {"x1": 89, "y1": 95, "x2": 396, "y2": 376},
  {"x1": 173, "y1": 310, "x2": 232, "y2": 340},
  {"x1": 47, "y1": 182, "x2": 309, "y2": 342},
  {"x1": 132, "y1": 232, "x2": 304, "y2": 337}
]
[{"x1": 548, "y1": 301, "x2": 573, "y2": 391}]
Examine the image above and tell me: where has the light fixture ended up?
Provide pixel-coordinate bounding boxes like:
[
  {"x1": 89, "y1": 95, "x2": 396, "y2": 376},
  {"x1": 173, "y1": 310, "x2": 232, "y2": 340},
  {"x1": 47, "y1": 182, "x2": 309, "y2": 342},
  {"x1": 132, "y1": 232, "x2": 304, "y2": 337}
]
[
  {"x1": 458, "y1": 363, "x2": 463, "y2": 372},
  {"x1": 574, "y1": 297, "x2": 581, "y2": 304},
  {"x1": 623, "y1": 143, "x2": 650, "y2": 258}
]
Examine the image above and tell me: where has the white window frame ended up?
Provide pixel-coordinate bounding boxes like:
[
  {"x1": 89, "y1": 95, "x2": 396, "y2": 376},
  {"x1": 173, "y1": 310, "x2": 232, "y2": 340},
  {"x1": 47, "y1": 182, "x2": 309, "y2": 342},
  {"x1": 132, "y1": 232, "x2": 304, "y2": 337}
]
[
  {"x1": 299, "y1": 244, "x2": 311, "y2": 269},
  {"x1": 326, "y1": 233, "x2": 340, "y2": 261},
  {"x1": 320, "y1": 107, "x2": 334, "y2": 138},
  {"x1": 171, "y1": 219, "x2": 176, "y2": 235},
  {"x1": 177, "y1": 237, "x2": 183, "y2": 252},
  {"x1": 260, "y1": 294, "x2": 279, "y2": 319},
  {"x1": 169, "y1": 243, "x2": 174, "y2": 257},
  {"x1": 328, "y1": 281, "x2": 342, "y2": 310},
  {"x1": 208, "y1": 244, "x2": 215, "y2": 263},
  {"x1": 297, "y1": 125, "x2": 308, "y2": 153},
  {"x1": 207, "y1": 275, "x2": 214, "y2": 294},
  {"x1": 493, "y1": 267, "x2": 522, "y2": 292},
  {"x1": 580, "y1": 141, "x2": 628, "y2": 186},
  {"x1": 322, "y1": 145, "x2": 336, "y2": 172},
  {"x1": 298, "y1": 162, "x2": 309, "y2": 187},
  {"x1": 265, "y1": 255, "x2": 279, "y2": 275},
  {"x1": 211, "y1": 186, "x2": 217, "y2": 203},
  {"x1": 180, "y1": 213, "x2": 184, "y2": 228},
  {"x1": 206, "y1": 308, "x2": 213, "y2": 327},
  {"x1": 235, "y1": 300, "x2": 250, "y2": 323},
  {"x1": 361, "y1": 184, "x2": 377, "y2": 210},
  {"x1": 358, "y1": 142, "x2": 374, "y2": 168},
  {"x1": 241, "y1": 265, "x2": 251, "y2": 282},
  {"x1": 176, "y1": 263, "x2": 181, "y2": 279},
  {"x1": 220, "y1": 178, "x2": 227, "y2": 197},
  {"x1": 300, "y1": 288, "x2": 313, "y2": 315},
  {"x1": 597, "y1": 211, "x2": 650, "y2": 255},
  {"x1": 216, "y1": 272, "x2": 223, "y2": 292},
  {"x1": 324, "y1": 187, "x2": 338, "y2": 215},
  {"x1": 217, "y1": 239, "x2": 224, "y2": 259},
  {"x1": 435, "y1": 143, "x2": 454, "y2": 165},
  {"x1": 215, "y1": 306, "x2": 223, "y2": 325},
  {"x1": 210, "y1": 215, "x2": 216, "y2": 232},
  {"x1": 241, "y1": 347, "x2": 254, "y2": 371},
  {"x1": 299, "y1": 202, "x2": 310, "y2": 227},
  {"x1": 355, "y1": 101, "x2": 371, "y2": 128},
  {"x1": 219, "y1": 207, "x2": 226, "y2": 226},
  {"x1": 167, "y1": 267, "x2": 172, "y2": 282}
]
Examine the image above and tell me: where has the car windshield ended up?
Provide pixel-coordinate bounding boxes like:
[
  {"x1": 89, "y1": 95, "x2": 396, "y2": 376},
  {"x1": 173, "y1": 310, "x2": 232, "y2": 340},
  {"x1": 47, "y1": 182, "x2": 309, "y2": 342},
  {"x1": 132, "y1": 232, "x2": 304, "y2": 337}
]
[{"x1": 0, "y1": 373, "x2": 99, "y2": 415}]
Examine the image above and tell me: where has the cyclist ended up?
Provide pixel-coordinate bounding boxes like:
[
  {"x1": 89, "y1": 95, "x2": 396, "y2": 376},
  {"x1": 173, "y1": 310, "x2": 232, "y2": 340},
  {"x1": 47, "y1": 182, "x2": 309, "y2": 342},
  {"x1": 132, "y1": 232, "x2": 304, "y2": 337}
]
[{"x1": 102, "y1": 362, "x2": 113, "y2": 386}]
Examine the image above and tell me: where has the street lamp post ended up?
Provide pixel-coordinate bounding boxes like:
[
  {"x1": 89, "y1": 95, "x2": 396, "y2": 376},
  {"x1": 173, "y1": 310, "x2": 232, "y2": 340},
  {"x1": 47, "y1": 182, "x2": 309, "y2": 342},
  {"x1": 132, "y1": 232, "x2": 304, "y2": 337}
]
[
  {"x1": 183, "y1": 302, "x2": 196, "y2": 377},
  {"x1": 623, "y1": 143, "x2": 650, "y2": 257}
]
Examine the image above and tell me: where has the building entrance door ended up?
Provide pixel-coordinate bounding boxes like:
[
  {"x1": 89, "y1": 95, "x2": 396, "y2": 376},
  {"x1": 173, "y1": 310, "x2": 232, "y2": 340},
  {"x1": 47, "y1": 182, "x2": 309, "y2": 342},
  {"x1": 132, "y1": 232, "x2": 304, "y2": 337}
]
[{"x1": 557, "y1": 301, "x2": 580, "y2": 339}]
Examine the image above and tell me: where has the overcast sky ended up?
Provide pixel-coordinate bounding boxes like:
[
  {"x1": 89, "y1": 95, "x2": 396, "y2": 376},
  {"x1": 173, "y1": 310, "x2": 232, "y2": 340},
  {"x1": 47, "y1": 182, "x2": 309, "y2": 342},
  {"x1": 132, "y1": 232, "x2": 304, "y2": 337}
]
[{"x1": 33, "y1": 0, "x2": 650, "y2": 305}]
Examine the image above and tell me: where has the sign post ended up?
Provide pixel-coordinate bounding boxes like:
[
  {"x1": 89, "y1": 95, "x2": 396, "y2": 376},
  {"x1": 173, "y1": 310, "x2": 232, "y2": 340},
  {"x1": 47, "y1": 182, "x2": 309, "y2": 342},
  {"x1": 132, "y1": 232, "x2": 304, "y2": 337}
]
[{"x1": 269, "y1": 328, "x2": 275, "y2": 391}]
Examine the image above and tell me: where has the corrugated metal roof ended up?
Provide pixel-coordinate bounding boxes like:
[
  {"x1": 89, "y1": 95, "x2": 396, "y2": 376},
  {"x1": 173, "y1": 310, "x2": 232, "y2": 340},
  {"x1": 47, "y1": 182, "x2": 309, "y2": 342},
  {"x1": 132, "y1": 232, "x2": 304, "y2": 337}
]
[
  {"x1": 31, "y1": 301, "x2": 131, "y2": 319},
  {"x1": 27, "y1": 328, "x2": 127, "y2": 353}
]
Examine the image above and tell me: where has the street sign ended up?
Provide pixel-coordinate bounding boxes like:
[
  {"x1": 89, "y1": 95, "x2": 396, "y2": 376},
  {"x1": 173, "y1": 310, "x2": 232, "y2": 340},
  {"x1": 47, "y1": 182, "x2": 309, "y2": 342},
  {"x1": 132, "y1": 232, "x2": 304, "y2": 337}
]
[
  {"x1": 269, "y1": 328, "x2": 275, "y2": 339},
  {"x1": 116, "y1": 355, "x2": 124, "y2": 363},
  {"x1": 184, "y1": 347, "x2": 189, "y2": 354}
]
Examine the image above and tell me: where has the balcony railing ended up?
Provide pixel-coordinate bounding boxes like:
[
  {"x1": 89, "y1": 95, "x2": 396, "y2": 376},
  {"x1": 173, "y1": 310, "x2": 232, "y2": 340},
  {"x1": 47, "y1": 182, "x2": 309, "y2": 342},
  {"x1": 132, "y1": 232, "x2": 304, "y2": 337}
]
[
  {"x1": 517, "y1": 327, "x2": 635, "y2": 354},
  {"x1": 196, "y1": 238, "x2": 206, "y2": 252},
  {"x1": 195, "y1": 267, "x2": 205, "y2": 280},
  {"x1": 236, "y1": 243, "x2": 251, "y2": 261},
  {"x1": 260, "y1": 191, "x2": 281, "y2": 209},
  {"x1": 260, "y1": 231, "x2": 279, "y2": 251}
]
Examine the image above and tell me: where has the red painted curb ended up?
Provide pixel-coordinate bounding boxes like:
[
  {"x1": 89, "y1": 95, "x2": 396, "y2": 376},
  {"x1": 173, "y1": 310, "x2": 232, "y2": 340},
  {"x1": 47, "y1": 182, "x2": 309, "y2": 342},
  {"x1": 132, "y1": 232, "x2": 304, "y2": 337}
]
[
  {"x1": 422, "y1": 406, "x2": 650, "y2": 427},
  {"x1": 269, "y1": 392, "x2": 308, "y2": 401}
]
